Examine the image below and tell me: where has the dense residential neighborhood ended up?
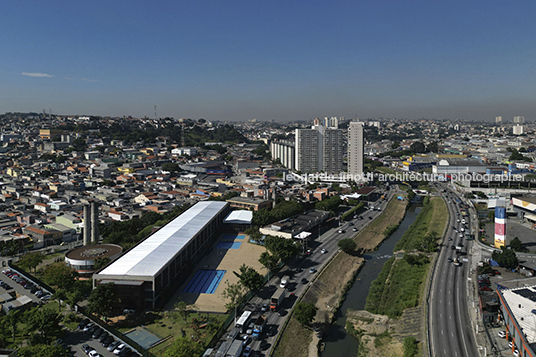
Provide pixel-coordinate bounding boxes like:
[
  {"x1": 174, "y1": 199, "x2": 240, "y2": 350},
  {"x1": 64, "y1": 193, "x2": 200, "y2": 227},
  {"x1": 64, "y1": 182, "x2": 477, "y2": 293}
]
[{"x1": 1, "y1": 112, "x2": 536, "y2": 357}]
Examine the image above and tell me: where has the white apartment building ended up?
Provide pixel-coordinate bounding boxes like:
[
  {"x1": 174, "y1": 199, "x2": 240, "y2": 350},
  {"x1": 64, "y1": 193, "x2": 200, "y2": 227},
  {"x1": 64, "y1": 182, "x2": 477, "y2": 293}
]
[
  {"x1": 270, "y1": 140, "x2": 295, "y2": 170},
  {"x1": 347, "y1": 121, "x2": 364, "y2": 179}
]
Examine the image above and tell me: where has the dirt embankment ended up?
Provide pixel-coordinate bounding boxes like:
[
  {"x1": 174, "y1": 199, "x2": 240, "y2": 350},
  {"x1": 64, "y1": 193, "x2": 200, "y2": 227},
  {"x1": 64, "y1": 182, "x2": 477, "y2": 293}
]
[{"x1": 274, "y1": 193, "x2": 409, "y2": 357}]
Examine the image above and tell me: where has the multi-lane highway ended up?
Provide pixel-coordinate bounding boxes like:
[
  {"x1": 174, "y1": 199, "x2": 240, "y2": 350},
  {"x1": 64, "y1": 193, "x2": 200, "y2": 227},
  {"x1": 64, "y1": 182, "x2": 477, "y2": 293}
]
[
  {"x1": 217, "y1": 190, "x2": 393, "y2": 356},
  {"x1": 429, "y1": 183, "x2": 478, "y2": 357}
]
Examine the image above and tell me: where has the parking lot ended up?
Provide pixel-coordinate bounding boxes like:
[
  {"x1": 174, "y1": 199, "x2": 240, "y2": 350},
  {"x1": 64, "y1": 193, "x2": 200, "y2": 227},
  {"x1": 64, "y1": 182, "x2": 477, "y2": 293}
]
[{"x1": 0, "y1": 268, "x2": 139, "y2": 356}]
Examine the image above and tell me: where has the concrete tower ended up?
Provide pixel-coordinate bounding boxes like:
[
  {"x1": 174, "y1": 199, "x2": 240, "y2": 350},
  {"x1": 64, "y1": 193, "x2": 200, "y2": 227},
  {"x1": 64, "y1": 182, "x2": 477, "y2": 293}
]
[
  {"x1": 83, "y1": 204, "x2": 91, "y2": 246},
  {"x1": 91, "y1": 201, "x2": 99, "y2": 244}
]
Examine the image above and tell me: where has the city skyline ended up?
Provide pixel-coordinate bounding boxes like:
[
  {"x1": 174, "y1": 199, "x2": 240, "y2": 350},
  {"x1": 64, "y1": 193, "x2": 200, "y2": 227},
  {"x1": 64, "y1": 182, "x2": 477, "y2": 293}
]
[{"x1": 1, "y1": 1, "x2": 536, "y2": 122}]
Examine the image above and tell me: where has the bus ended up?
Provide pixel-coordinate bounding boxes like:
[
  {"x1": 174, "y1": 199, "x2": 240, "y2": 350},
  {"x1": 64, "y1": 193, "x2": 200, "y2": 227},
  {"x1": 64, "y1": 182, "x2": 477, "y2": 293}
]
[{"x1": 235, "y1": 310, "x2": 252, "y2": 333}]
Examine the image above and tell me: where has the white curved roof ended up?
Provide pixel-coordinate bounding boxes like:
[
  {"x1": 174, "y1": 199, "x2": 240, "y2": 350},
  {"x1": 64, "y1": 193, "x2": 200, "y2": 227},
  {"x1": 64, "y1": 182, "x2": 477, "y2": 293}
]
[
  {"x1": 223, "y1": 210, "x2": 252, "y2": 224},
  {"x1": 97, "y1": 201, "x2": 228, "y2": 278}
]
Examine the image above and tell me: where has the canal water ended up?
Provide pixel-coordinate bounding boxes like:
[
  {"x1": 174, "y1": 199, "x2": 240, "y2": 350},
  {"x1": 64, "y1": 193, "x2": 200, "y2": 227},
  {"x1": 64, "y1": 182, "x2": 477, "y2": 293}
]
[{"x1": 321, "y1": 204, "x2": 422, "y2": 357}]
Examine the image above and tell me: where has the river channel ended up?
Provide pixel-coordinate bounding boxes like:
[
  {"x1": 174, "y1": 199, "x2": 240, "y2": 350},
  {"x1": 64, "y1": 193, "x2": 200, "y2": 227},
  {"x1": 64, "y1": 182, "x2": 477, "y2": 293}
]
[{"x1": 321, "y1": 204, "x2": 422, "y2": 357}]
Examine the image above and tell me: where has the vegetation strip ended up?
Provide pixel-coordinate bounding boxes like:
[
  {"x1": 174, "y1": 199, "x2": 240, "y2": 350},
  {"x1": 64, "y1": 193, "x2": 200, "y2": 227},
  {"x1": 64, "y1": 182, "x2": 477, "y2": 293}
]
[{"x1": 272, "y1": 193, "x2": 408, "y2": 357}]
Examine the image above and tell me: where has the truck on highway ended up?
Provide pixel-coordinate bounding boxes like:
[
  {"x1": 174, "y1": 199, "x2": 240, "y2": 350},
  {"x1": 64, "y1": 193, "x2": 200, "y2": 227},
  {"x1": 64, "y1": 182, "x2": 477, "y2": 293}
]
[
  {"x1": 270, "y1": 287, "x2": 286, "y2": 311},
  {"x1": 235, "y1": 310, "x2": 252, "y2": 333},
  {"x1": 215, "y1": 340, "x2": 231, "y2": 357},
  {"x1": 226, "y1": 339, "x2": 243, "y2": 357},
  {"x1": 280, "y1": 275, "x2": 290, "y2": 288},
  {"x1": 453, "y1": 257, "x2": 461, "y2": 266},
  {"x1": 252, "y1": 315, "x2": 267, "y2": 339}
]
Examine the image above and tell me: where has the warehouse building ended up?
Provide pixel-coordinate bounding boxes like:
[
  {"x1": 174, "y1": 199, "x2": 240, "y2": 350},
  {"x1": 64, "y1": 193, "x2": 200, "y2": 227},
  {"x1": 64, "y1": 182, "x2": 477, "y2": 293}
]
[
  {"x1": 93, "y1": 201, "x2": 230, "y2": 310},
  {"x1": 497, "y1": 285, "x2": 536, "y2": 357}
]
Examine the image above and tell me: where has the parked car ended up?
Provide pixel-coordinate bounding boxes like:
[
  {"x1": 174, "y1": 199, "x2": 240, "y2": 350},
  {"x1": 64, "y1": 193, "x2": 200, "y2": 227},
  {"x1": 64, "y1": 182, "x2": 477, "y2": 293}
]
[
  {"x1": 82, "y1": 344, "x2": 93, "y2": 354},
  {"x1": 352, "y1": 227, "x2": 358, "y2": 232},
  {"x1": 113, "y1": 343, "x2": 126, "y2": 355},
  {"x1": 78, "y1": 318, "x2": 90, "y2": 329},
  {"x1": 102, "y1": 336, "x2": 115, "y2": 347},
  {"x1": 309, "y1": 267, "x2": 316, "y2": 274},
  {"x1": 242, "y1": 335, "x2": 251, "y2": 346},
  {"x1": 93, "y1": 327, "x2": 104, "y2": 338},
  {"x1": 107, "y1": 341, "x2": 121, "y2": 351},
  {"x1": 321, "y1": 248, "x2": 327, "y2": 254},
  {"x1": 261, "y1": 303, "x2": 268, "y2": 312},
  {"x1": 119, "y1": 348, "x2": 132, "y2": 357},
  {"x1": 301, "y1": 278, "x2": 308, "y2": 284},
  {"x1": 83, "y1": 322, "x2": 95, "y2": 332}
]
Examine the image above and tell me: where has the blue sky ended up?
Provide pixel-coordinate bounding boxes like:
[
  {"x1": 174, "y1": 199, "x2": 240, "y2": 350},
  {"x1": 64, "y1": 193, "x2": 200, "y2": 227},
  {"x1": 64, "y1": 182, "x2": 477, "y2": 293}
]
[{"x1": 1, "y1": 1, "x2": 535, "y2": 121}]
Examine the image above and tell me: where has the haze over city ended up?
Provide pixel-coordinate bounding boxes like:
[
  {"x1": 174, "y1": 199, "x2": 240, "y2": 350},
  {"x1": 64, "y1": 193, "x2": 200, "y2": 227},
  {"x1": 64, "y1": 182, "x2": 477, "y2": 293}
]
[{"x1": 2, "y1": 1, "x2": 535, "y2": 121}]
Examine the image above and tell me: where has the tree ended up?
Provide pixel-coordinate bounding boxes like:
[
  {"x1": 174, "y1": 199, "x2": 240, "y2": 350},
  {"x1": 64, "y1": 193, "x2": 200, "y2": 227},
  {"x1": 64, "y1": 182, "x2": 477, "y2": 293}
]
[
  {"x1": 294, "y1": 302, "x2": 318, "y2": 326},
  {"x1": 5, "y1": 310, "x2": 20, "y2": 340},
  {"x1": 93, "y1": 256, "x2": 110, "y2": 271},
  {"x1": 65, "y1": 290, "x2": 83, "y2": 310},
  {"x1": 403, "y1": 336, "x2": 418, "y2": 357},
  {"x1": 492, "y1": 248, "x2": 518, "y2": 269},
  {"x1": 510, "y1": 237, "x2": 524, "y2": 252},
  {"x1": 17, "y1": 252, "x2": 44, "y2": 272},
  {"x1": 221, "y1": 280, "x2": 247, "y2": 312},
  {"x1": 173, "y1": 300, "x2": 197, "y2": 322},
  {"x1": 421, "y1": 232, "x2": 439, "y2": 253},
  {"x1": 87, "y1": 283, "x2": 116, "y2": 318},
  {"x1": 233, "y1": 264, "x2": 264, "y2": 291},
  {"x1": 259, "y1": 251, "x2": 280, "y2": 272},
  {"x1": 509, "y1": 148, "x2": 529, "y2": 162},
  {"x1": 163, "y1": 337, "x2": 203, "y2": 357},
  {"x1": 338, "y1": 238, "x2": 357, "y2": 253},
  {"x1": 18, "y1": 344, "x2": 70, "y2": 357},
  {"x1": 24, "y1": 308, "x2": 62, "y2": 344},
  {"x1": 162, "y1": 162, "x2": 180, "y2": 173},
  {"x1": 264, "y1": 236, "x2": 298, "y2": 261},
  {"x1": 426, "y1": 141, "x2": 439, "y2": 153},
  {"x1": 410, "y1": 141, "x2": 426, "y2": 153},
  {"x1": 42, "y1": 262, "x2": 78, "y2": 289},
  {"x1": 52, "y1": 288, "x2": 68, "y2": 312}
]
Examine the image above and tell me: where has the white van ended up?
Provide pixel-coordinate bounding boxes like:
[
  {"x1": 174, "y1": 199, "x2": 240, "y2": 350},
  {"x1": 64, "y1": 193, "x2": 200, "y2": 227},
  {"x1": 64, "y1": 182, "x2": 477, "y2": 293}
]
[{"x1": 280, "y1": 275, "x2": 290, "y2": 288}]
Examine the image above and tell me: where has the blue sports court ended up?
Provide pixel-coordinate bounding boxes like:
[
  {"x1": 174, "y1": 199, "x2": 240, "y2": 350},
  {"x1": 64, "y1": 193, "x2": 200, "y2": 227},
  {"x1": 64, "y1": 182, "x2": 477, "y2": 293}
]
[
  {"x1": 183, "y1": 270, "x2": 226, "y2": 294},
  {"x1": 216, "y1": 241, "x2": 242, "y2": 250}
]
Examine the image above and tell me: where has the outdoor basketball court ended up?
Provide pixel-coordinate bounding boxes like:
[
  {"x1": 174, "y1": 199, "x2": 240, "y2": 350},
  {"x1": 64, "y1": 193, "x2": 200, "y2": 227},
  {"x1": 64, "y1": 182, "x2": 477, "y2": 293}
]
[{"x1": 124, "y1": 326, "x2": 162, "y2": 349}]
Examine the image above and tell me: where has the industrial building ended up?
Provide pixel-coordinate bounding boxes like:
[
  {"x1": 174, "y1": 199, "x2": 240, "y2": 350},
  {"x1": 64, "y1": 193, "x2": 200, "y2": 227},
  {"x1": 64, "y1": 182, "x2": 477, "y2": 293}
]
[
  {"x1": 497, "y1": 285, "x2": 536, "y2": 357},
  {"x1": 92, "y1": 201, "x2": 230, "y2": 310}
]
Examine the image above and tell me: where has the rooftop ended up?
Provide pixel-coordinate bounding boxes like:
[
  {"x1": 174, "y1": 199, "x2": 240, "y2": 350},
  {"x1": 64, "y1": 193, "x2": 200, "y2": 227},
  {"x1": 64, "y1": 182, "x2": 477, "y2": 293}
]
[
  {"x1": 97, "y1": 201, "x2": 228, "y2": 278},
  {"x1": 501, "y1": 285, "x2": 536, "y2": 345}
]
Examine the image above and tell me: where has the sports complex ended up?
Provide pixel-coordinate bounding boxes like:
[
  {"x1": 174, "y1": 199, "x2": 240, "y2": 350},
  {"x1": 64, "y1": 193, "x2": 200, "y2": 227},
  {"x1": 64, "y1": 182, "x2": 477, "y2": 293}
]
[{"x1": 93, "y1": 201, "x2": 264, "y2": 312}]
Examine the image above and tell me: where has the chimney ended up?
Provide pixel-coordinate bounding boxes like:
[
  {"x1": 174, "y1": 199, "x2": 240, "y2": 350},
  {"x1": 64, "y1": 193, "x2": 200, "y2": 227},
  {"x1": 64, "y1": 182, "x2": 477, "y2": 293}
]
[
  {"x1": 83, "y1": 204, "x2": 91, "y2": 246},
  {"x1": 91, "y1": 201, "x2": 99, "y2": 244}
]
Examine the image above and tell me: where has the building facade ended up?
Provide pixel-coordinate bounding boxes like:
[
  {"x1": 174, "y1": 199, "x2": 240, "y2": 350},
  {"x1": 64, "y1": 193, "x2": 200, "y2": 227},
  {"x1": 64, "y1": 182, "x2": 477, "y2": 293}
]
[
  {"x1": 270, "y1": 140, "x2": 295, "y2": 170},
  {"x1": 347, "y1": 121, "x2": 364, "y2": 179},
  {"x1": 295, "y1": 125, "x2": 343, "y2": 174}
]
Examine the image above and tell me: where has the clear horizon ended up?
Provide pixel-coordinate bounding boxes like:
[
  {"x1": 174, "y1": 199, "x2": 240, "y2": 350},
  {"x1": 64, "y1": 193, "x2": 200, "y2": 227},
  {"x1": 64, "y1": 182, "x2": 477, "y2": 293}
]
[{"x1": 1, "y1": 1, "x2": 535, "y2": 122}]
